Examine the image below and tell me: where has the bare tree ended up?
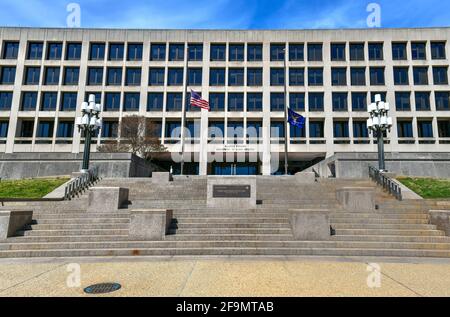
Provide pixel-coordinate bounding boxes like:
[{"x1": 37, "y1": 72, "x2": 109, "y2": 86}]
[{"x1": 97, "y1": 115, "x2": 167, "y2": 160}]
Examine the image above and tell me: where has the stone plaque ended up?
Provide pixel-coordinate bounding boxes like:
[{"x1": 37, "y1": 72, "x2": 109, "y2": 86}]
[{"x1": 213, "y1": 185, "x2": 251, "y2": 198}]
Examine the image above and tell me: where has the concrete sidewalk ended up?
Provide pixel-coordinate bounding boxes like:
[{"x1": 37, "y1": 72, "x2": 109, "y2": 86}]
[{"x1": 0, "y1": 257, "x2": 449, "y2": 297}]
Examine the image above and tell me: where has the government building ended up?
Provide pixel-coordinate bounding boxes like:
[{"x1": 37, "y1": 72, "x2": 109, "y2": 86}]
[{"x1": 0, "y1": 27, "x2": 449, "y2": 176}]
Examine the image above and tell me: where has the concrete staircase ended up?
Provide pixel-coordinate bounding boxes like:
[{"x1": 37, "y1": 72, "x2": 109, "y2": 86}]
[{"x1": 0, "y1": 176, "x2": 449, "y2": 258}]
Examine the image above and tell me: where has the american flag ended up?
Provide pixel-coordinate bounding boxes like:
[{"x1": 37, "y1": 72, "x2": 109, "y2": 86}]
[{"x1": 190, "y1": 89, "x2": 210, "y2": 111}]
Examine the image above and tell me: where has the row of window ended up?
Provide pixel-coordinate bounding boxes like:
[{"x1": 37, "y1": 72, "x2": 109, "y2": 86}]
[
  {"x1": 1, "y1": 90, "x2": 448, "y2": 112},
  {"x1": 2, "y1": 65, "x2": 448, "y2": 87},
  {"x1": 2, "y1": 41, "x2": 447, "y2": 62},
  {"x1": 5, "y1": 118, "x2": 449, "y2": 140}
]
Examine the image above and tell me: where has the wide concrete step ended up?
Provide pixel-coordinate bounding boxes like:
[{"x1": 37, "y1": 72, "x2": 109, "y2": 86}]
[
  {"x1": 330, "y1": 213, "x2": 430, "y2": 220},
  {"x1": 332, "y1": 235, "x2": 450, "y2": 243},
  {"x1": 36, "y1": 218, "x2": 130, "y2": 224},
  {"x1": 33, "y1": 213, "x2": 130, "y2": 219},
  {"x1": 5, "y1": 235, "x2": 132, "y2": 243},
  {"x1": 27, "y1": 224, "x2": 129, "y2": 230},
  {"x1": 168, "y1": 234, "x2": 295, "y2": 241},
  {"x1": 331, "y1": 218, "x2": 429, "y2": 225},
  {"x1": 176, "y1": 223, "x2": 291, "y2": 229},
  {"x1": 335, "y1": 229, "x2": 445, "y2": 236},
  {"x1": 18, "y1": 229, "x2": 129, "y2": 237},
  {"x1": 176, "y1": 217, "x2": 289, "y2": 224},
  {"x1": 332, "y1": 223, "x2": 437, "y2": 230},
  {"x1": 0, "y1": 247, "x2": 449, "y2": 258}
]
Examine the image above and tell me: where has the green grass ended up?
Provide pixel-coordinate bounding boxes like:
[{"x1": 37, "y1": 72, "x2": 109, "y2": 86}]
[
  {"x1": 397, "y1": 177, "x2": 450, "y2": 199},
  {"x1": 0, "y1": 178, "x2": 69, "y2": 199}
]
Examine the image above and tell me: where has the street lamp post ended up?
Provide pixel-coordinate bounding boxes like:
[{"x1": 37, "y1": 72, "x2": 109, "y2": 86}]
[
  {"x1": 366, "y1": 94, "x2": 393, "y2": 172},
  {"x1": 76, "y1": 94, "x2": 102, "y2": 173}
]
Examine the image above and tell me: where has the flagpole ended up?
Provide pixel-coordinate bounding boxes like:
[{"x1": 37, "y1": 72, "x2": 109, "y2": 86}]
[
  {"x1": 180, "y1": 43, "x2": 189, "y2": 176},
  {"x1": 283, "y1": 47, "x2": 289, "y2": 175}
]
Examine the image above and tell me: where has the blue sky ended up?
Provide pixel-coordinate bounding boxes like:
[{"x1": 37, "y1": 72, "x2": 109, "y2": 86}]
[{"x1": 0, "y1": 0, "x2": 449, "y2": 29}]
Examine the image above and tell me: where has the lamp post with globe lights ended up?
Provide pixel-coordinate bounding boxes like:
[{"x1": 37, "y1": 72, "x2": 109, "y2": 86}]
[
  {"x1": 76, "y1": 94, "x2": 102, "y2": 173},
  {"x1": 366, "y1": 94, "x2": 393, "y2": 172}
]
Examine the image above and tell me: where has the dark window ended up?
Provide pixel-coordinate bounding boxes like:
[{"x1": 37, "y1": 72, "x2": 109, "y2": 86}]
[
  {"x1": 370, "y1": 67, "x2": 385, "y2": 85},
  {"x1": 24, "y1": 67, "x2": 41, "y2": 85},
  {"x1": 413, "y1": 67, "x2": 428, "y2": 85},
  {"x1": 370, "y1": 92, "x2": 387, "y2": 103},
  {"x1": 149, "y1": 68, "x2": 165, "y2": 86},
  {"x1": 125, "y1": 68, "x2": 141, "y2": 86},
  {"x1": 350, "y1": 43, "x2": 365, "y2": 61},
  {"x1": 308, "y1": 44, "x2": 322, "y2": 61},
  {"x1": 435, "y1": 92, "x2": 450, "y2": 110},
  {"x1": 21, "y1": 92, "x2": 37, "y2": 111},
  {"x1": 150, "y1": 44, "x2": 166, "y2": 61},
  {"x1": 109, "y1": 43, "x2": 124, "y2": 61},
  {"x1": 331, "y1": 43, "x2": 346, "y2": 61},
  {"x1": 247, "y1": 121, "x2": 262, "y2": 138},
  {"x1": 166, "y1": 93, "x2": 183, "y2": 111},
  {"x1": 247, "y1": 93, "x2": 263, "y2": 111},
  {"x1": 270, "y1": 68, "x2": 284, "y2": 86},
  {"x1": 352, "y1": 92, "x2": 367, "y2": 111},
  {"x1": 1, "y1": 66, "x2": 16, "y2": 84},
  {"x1": 123, "y1": 93, "x2": 140, "y2": 111},
  {"x1": 332, "y1": 93, "x2": 348, "y2": 111},
  {"x1": 102, "y1": 121, "x2": 119, "y2": 138},
  {"x1": 47, "y1": 43, "x2": 62, "y2": 60},
  {"x1": 3, "y1": 42, "x2": 19, "y2": 59},
  {"x1": 127, "y1": 43, "x2": 143, "y2": 61},
  {"x1": 229, "y1": 44, "x2": 244, "y2": 61},
  {"x1": 392, "y1": 42, "x2": 407, "y2": 60},
  {"x1": 353, "y1": 121, "x2": 369, "y2": 138},
  {"x1": 411, "y1": 42, "x2": 426, "y2": 60},
  {"x1": 107, "y1": 67, "x2": 123, "y2": 85},
  {"x1": 228, "y1": 93, "x2": 244, "y2": 111},
  {"x1": 63, "y1": 67, "x2": 80, "y2": 85},
  {"x1": 397, "y1": 121, "x2": 414, "y2": 138},
  {"x1": 418, "y1": 121, "x2": 434, "y2": 138},
  {"x1": 209, "y1": 93, "x2": 225, "y2": 112},
  {"x1": 210, "y1": 68, "x2": 225, "y2": 86},
  {"x1": 290, "y1": 93, "x2": 305, "y2": 111},
  {"x1": 41, "y1": 92, "x2": 57, "y2": 111},
  {"x1": 229, "y1": 68, "x2": 244, "y2": 86},
  {"x1": 247, "y1": 44, "x2": 262, "y2": 61},
  {"x1": 395, "y1": 92, "x2": 411, "y2": 111},
  {"x1": 289, "y1": 68, "x2": 304, "y2": 86},
  {"x1": 309, "y1": 93, "x2": 324, "y2": 111},
  {"x1": 188, "y1": 68, "x2": 202, "y2": 86},
  {"x1": 188, "y1": 44, "x2": 203, "y2": 61},
  {"x1": 168, "y1": 68, "x2": 184, "y2": 86},
  {"x1": 270, "y1": 121, "x2": 285, "y2": 138},
  {"x1": 431, "y1": 42, "x2": 446, "y2": 60},
  {"x1": 433, "y1": 67, "x2": 448, "y2": 85},
  {"x1": 289, "y1": 44, "x2": 304, "y2": 61},
  {"x1": 210, "y1": 44, "x2": 226, "y2": 61},
  {"x1": 247, "y1": 68, "x2": 262, "y2": 86},
  {"x1": 415, "y1": 92, "x2": 431, "y2": 111},
  {"x1": 270, "y1": 93, "x2": 285, "y2": 112},
  {"x1": 166, "y1": 121, "x2": 181, "y2": 138},
  {"x1": 104, "y1": 93, "x2": 121, "y2": 111},
  {"x1": 147, "y1": 93, "x2": 164, "y2": 111},
  {"x1": 270, "y1": 44, "x2": 285, "y2": 61},
  {"x1": 0, "y1": 92, "x2": 13, "y2": 110},
  {"x1": 66, "y1": 43, "x2": 82, "y2": 60},
  {"x1": 290, "y1": 121, "x2": 306, "y2": 138},
  {"x1": 87, "y1": 67, "x2": 103, "y2": 85},
  {"x1": 394, "y1": 67, "x2": 409, "y2": 85},
  {"x1": 169, "y1": 44, "x2": 185, "y2": 61},
  {"x1": 331, "y1": 67, "x2": 347, "y2": 86},
  {"x1": 89, "y1": 43, "x2": 105, "y2": 60},
  {"x1": 228, "y1": 121, "x2": 244, "y2": 139},
  {"x1": 333, "y1": 121, "x2": 349, "y2": 138},
  {"x1": 57, "y1": 121, "x2": 74, "y2": 138},
  {"x1": 37, "y1": 121, "x2": 54, "y2": 138},
  {"x1": 438, "y1": 120, "x2": 450, "y2": 137},
  {"x1": 310, "y1": 121, "x2": 324, "y2": 138},
  {"x1": 44, "y1": 67, "x2": 60, "y2": 85},
  {"x1": 308, "y1": 68, "x2": 323, "y2": 86},
  {"x1": 368, "y1": 43, "x2": 383, "y2": 60},
  {"x1": 20, "y1": 121, "x2": 34, "y2": 137},
  {"x1": 60, "y1": 92, "x2": 77, "y2": 111},
  {"x1": 27, "y1": 42, "x2": 43, "y2": 60},
  {"x1": 351, "y1": 67, "x2": 366, "y2": 86}
]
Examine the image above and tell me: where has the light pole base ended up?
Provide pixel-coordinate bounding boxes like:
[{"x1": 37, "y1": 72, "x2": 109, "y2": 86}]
[{"x1": 79, "y1": 169, "x2": 90, "y2": 174}]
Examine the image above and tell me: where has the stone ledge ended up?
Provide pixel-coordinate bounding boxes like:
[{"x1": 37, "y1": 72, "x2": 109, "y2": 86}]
[
  {"x1": 130, "y1": 209, "x2": 173, "y2": 241},
  {"x1": 336, "y1": 187, "x2": 375, "y2": 212},
  {"x1": 294, "y1": 172, "x2": 316, "y2": 183},
  {"x1": 152, "y1": 172, "x2": 173, "y2": 183},
  {"x1": 429, "y1": 210, "x2": 450, "y2": 236},
  {"x1": 0, "y1": 210, "x2": 33, "y2": 240},
  {"x1": 87, "y1": 187, "x2": 129, "y2": 212},
  {"x1": 289, "y1": 209, "x2": 331, "y2": 241}
]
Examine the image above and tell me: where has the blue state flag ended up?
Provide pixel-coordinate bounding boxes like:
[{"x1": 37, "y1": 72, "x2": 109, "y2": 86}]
[{"x1": 288, "y1": 108, "x2": 306, "y2": 129}]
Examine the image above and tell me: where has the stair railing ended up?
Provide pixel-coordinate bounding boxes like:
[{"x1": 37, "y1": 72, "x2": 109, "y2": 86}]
[
  {"x1": 368, "y1": 166, "x2": 402, "y2": 201},
  {"x1": 64, "y1": 166, "x2": 100, "y2": 200}
]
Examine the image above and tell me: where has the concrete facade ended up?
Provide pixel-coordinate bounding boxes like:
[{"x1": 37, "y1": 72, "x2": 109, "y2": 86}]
[
  {"x1": 87, "y1": 187, "x2": 129, "y2": 212},
  {"x1": 207, "y1": 177, "x2": 257, "y2": 208},
  {"x1": 0, "y1": 210, "x2": 33, "y2": 240},
  {"x1": 0, "y1": 27, "x2": 449, "y2": 176}
]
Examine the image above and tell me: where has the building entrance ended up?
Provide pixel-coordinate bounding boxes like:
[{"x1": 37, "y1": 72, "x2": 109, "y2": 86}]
[{"x1": 211, "y1": 163, "x2": 259, "y2": 175}]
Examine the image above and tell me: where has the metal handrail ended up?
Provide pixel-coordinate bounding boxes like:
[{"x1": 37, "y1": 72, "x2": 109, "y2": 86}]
[
  {"x1": 368, "y1": 166, "x2": 402, "y2": 201},
  {"x1": 64, "y1": 166, "x2": 100, "y2": 200}
]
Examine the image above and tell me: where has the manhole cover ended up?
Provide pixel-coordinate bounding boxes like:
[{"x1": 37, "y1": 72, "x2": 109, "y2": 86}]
[{"x1": 84, "y1": 283, "x2": 122, "y2": 294}]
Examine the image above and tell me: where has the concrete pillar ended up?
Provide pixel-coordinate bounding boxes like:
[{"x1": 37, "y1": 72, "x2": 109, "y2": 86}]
[
  {"x1": 289, "y1": 209, "x2": 331, "y2": 240},
  {"x1": 129, "y1": 209, "x2": 173, "y2": 240}
]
